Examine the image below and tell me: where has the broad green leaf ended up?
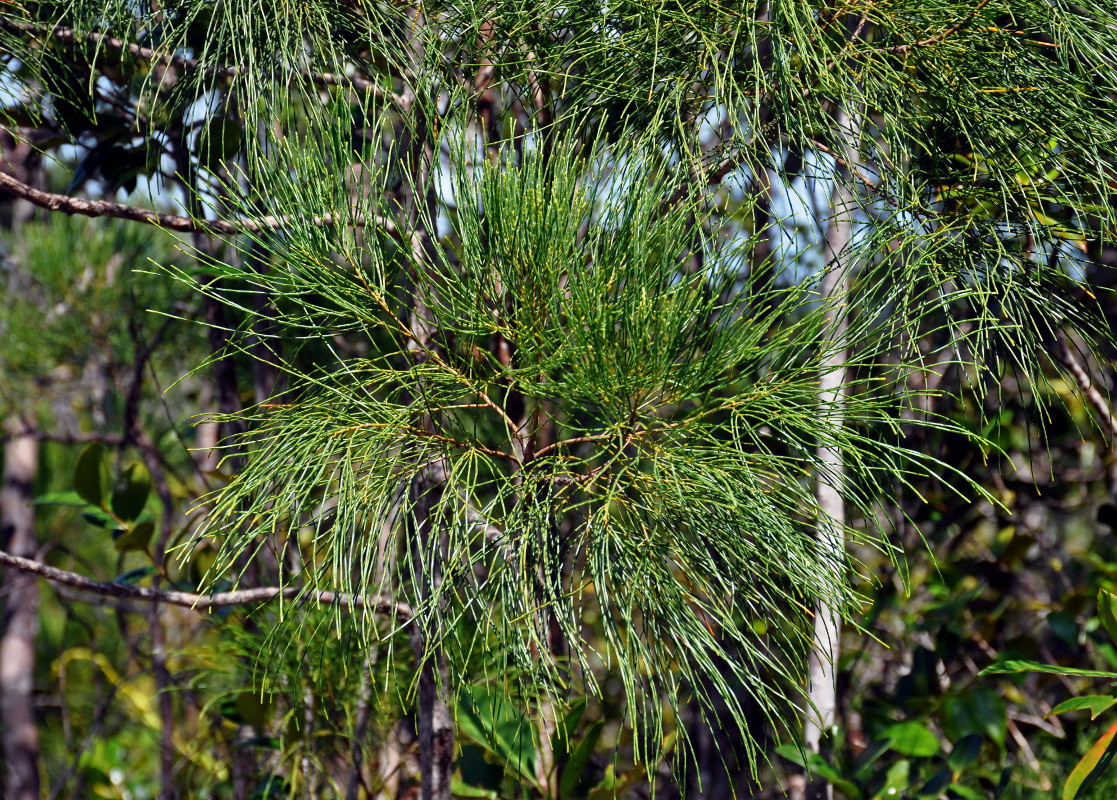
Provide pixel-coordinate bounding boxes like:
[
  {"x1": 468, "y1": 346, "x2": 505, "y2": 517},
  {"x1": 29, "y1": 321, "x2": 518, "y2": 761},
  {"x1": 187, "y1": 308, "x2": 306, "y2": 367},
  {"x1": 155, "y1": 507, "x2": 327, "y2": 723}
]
[
  {"x1": 551, "y1": 697, "x2": 587, "y2": 758},
  {"x1": 560, "y1": 720, "x2": 604, "y2": 800},
  {"x1": 875, "y1": 759, "x2": 911, "y2": 800},
  {"x1": 1099, "y1": 590, "x2": 1117, "y2": 646},
  {"x1": 450, "y1": 778, "x2": 498, "y2": 799},
  {"x1": 81, "y1": 507, "x2": 117, "y2": 529},
  {"x1": 33, "y1": 491, "x2": 88, "y2": 507},
  {"x1": 948, "y1": 734, "x2": 983, "y2": 773},
  {"x1": 110, "y1": 461, "x2": 150, "y2": 522},
  {"x1": 852, "y1": 739, "x2": 892, "y2": 782},
  {"x1": 942, "y1": 690, "x2": 1006, "y2": 748},
  {"x1": 884, "y1": 721, "x2": 940, "y2": 757},
  {"x1": 1050, "y1": 695, "x2": 1117, "y2": 721},
  {"x1": 774, "y1": 745, "x2": 858, "y2": 796},
  {"x1": 948, "y1": 783, "x2": 987, "y2": 800},
  {"x1": 73, "y1": 442, "x2": 105, "y2": 506},
  {"x1": 981, "y1": 659, "x2": 1117, "y2": 679},
  {"x1": 456, "y1": 687, "x2": 537, "y2": 788},
  {"x1": 917, "y1": 769, "x2": 952, "y2": 797},
  {"x1": 113, "y1": 520, "x2": 154, "y2": 553},
  {"x1": 1065, "y1": 719, "x2": 1117, "y2": 800}
]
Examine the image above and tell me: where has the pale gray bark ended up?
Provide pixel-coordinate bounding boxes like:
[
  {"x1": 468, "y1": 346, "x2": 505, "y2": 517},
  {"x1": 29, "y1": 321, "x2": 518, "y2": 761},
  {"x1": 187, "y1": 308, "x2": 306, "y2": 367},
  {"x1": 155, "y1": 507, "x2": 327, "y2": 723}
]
[
  {"x1": 0, "y1": 420, "x2": 41, "y2": 800},
  {"x1": 803, "y1": 106, "x2": 860, "y2": 776}
]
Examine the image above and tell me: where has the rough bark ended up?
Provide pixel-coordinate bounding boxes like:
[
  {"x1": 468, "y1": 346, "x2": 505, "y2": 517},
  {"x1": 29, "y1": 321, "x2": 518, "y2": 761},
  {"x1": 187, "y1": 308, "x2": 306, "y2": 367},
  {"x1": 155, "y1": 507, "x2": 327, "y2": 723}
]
[
  {"x1": 408, "y1": 463, "x2": 453, "y2": 800},
  {"x1": 399, "y1": 11, "x2": 454, "y2": 793},
  {"x1": 0, "y1": 421, "x2": 41, "y2": 800}
]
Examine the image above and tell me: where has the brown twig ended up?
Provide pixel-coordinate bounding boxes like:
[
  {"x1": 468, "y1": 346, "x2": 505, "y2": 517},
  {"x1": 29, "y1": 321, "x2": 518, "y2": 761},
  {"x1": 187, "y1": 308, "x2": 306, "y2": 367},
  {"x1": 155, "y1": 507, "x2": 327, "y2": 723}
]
[
  {"x1": 0, "y1": 18, "x2": 411, "y2": 110},
  {"x1": 887, "y1": 0, "x2": 993, "y2": 54},
  {"x1": 0, "y1": 550, "x2": 412, "y2": 620},
  {"x1": 1054, "y1": 336, "x2": 1117, "y2": 442},
  {"x1": 0, "y1": 171, "x2": 396, "y2": 237},
  {"x1": 809, "y1": 138, "x2": 878, "y2": 193}
]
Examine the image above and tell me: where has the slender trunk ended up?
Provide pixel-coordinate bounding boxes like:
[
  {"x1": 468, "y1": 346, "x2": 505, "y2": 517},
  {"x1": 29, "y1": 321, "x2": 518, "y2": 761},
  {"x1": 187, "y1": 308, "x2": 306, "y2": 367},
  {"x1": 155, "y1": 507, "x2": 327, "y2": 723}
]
[
  {"x1": 344, "y1": 657, "x2": 376, "y2": 800},
  {"x1": 0, "y1": 419, "x2": 41, "y2": 800},
  {"x1": 175, "y1": 148, "x2": 256, "y2": 799},
  {"x1": 400, "y1": 7, "x2": 454, "y2": 789},
  {"x1": 408, "y1": 463, "x2": 453, "y2": 800},
  {"x1": 803, "y1": 107, "x2": 859, "y2": 786}
]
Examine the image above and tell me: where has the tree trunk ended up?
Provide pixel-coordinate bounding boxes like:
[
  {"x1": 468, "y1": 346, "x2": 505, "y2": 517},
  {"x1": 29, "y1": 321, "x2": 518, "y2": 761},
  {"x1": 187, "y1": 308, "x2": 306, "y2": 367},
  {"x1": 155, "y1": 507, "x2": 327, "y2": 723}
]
[
  {"x1": 0, "y1": 420, "x2": 41, "y2": 800},
  {"x1": 409, "y1": 463, "x2": 453, "y2": 800},
  {"x1": 803, "y1": 106, "x2": 859, "y2": 786}
]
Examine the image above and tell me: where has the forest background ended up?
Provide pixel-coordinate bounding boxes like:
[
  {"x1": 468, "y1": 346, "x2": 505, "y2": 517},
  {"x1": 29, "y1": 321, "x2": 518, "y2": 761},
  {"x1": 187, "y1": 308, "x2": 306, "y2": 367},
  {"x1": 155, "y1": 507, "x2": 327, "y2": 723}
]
[{"x1": 1, "y1": 1, "x2": 1117, "y2": 799}]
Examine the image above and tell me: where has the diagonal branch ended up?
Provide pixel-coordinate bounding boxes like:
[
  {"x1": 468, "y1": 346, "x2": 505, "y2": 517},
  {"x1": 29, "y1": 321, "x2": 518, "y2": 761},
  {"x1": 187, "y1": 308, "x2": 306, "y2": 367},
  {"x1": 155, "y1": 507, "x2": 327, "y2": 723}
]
[
  {"x1": 887, "y1": 0, "x2": 993, "y2": 54},
  {"x1": 0, "y1": 170, "x2": 397, "y2": 237},
  {"x1": 0, "y1": 550, "x2": 412, "y2": 620},
  {"x1": 1055, "y1": 336, "x2": 1117, "y2": 442},
  {"x1": 0, "y1": 18, "x2": 410, "y2": 110}
]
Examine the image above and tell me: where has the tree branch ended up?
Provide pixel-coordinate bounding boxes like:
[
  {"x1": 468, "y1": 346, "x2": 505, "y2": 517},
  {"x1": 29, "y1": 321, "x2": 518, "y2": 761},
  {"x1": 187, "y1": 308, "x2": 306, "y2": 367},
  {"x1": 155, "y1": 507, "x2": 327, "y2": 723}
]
[
  {"x1": 887, "y1": 0, "x2": 993, "y2": 54},
  {"x1": 0, "y1": 171, "x2": 396, "y2": 237},
  {"x1": 1055, "y1": 336, "x2": 1117, "y2": 443},
  {"x1": 0, "y1": 18, "x2": 410, "y2": 110},
  {"x1": 0, "y1": 550, "x2": 412, "y2": 620}
]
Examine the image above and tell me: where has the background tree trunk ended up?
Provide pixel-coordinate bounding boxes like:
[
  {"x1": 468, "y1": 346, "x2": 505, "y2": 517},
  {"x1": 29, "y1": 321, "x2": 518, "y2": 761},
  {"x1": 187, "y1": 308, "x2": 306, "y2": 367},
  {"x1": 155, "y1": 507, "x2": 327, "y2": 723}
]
[
  {"x1": 803, "y1": 106, "x2": 859, "y2": 786},
  {"x1": 0, "y1": 420, "x2": 41, "y2": 800}
]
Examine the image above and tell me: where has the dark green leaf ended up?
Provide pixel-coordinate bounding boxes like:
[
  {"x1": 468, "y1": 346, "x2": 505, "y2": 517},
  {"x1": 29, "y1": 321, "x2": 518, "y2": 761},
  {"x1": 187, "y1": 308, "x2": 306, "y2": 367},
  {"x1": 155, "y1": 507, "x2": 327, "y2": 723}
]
[
  {"x1": 456, "y1": 687, "x2": 537, "y2": 788},
  {"x1": 586, "y1": 764, "x2": 652, "y2": 800},
  {"x1": 73, "y1": 442, "x2": 105, "y2": 506},
  {"x1": 943, "y1": 690, "x2": 1006, "y2": 748},
  {"x1": 918, "y1": 769, "x2": 954, "y2": 797},
  {"x1": 111, "y1": 461, "x2": 151, "y2": 522},
  {"x1": 113, "y1": 520, "x2": 154, "y2": 553},
  {"x1": 948, "y1": 734, "x2": 983, "y2": 773},
  {"x1": 114, "y1": 566, "x2": 155, "y2": 586},
  {"x1": 560, "y1": 720, "x2": 604, "y2": 800},
  {"x1": 852, "y1": 739, "x2": 892, "y2": 782},
  {"x1": 236, "y1": 736, "x2": 279, "y2": 749},
  {"x1": 81, "y1": 507, "x2": 117, "y2": 529},
  {"x1": 551, "y1": 697, "x2": 587, "y2": 758}
]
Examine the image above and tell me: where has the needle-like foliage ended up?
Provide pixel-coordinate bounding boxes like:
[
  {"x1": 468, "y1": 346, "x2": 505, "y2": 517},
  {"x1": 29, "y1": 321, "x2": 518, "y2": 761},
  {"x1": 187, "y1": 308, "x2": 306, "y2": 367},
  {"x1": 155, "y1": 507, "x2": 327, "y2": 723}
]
[{"x1": 3, "y1": 0, "x2": 1116, "y2": 787}]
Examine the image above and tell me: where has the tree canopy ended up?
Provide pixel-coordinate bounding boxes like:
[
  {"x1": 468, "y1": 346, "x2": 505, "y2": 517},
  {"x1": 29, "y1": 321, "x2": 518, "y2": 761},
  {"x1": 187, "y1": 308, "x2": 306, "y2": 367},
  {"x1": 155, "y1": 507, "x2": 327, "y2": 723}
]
[{"x1": 1, "y1": 0, "x2": 1116, "y2": 798}]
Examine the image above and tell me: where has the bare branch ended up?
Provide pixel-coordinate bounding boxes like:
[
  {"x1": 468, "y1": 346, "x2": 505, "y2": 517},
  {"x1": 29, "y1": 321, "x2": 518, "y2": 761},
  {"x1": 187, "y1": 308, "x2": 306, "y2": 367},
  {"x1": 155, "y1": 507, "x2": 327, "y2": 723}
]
[
  {"x1": 1055, "y1": 336, "x2": 1117, "y2": 441},
  {"x1": 0, "y1": 550, "x2": 412, "y2": 621},
  {"x1": 0, "y1": 18, "x2": 411, "y2": 110},
  {"x1": 0, "y1": 171, "x2": 397, "y2": 237}
]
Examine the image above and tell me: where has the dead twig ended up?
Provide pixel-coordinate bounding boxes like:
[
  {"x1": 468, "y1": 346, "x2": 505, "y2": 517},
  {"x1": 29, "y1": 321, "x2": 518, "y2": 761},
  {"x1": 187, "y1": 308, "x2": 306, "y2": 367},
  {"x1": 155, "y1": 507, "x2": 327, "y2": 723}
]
[
  {"x1": 0, "y1": 550, "x2": 412, "y2": 620},
  {"x1": 0, "y1": 171, "x2": 397, "y2": 238}
]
